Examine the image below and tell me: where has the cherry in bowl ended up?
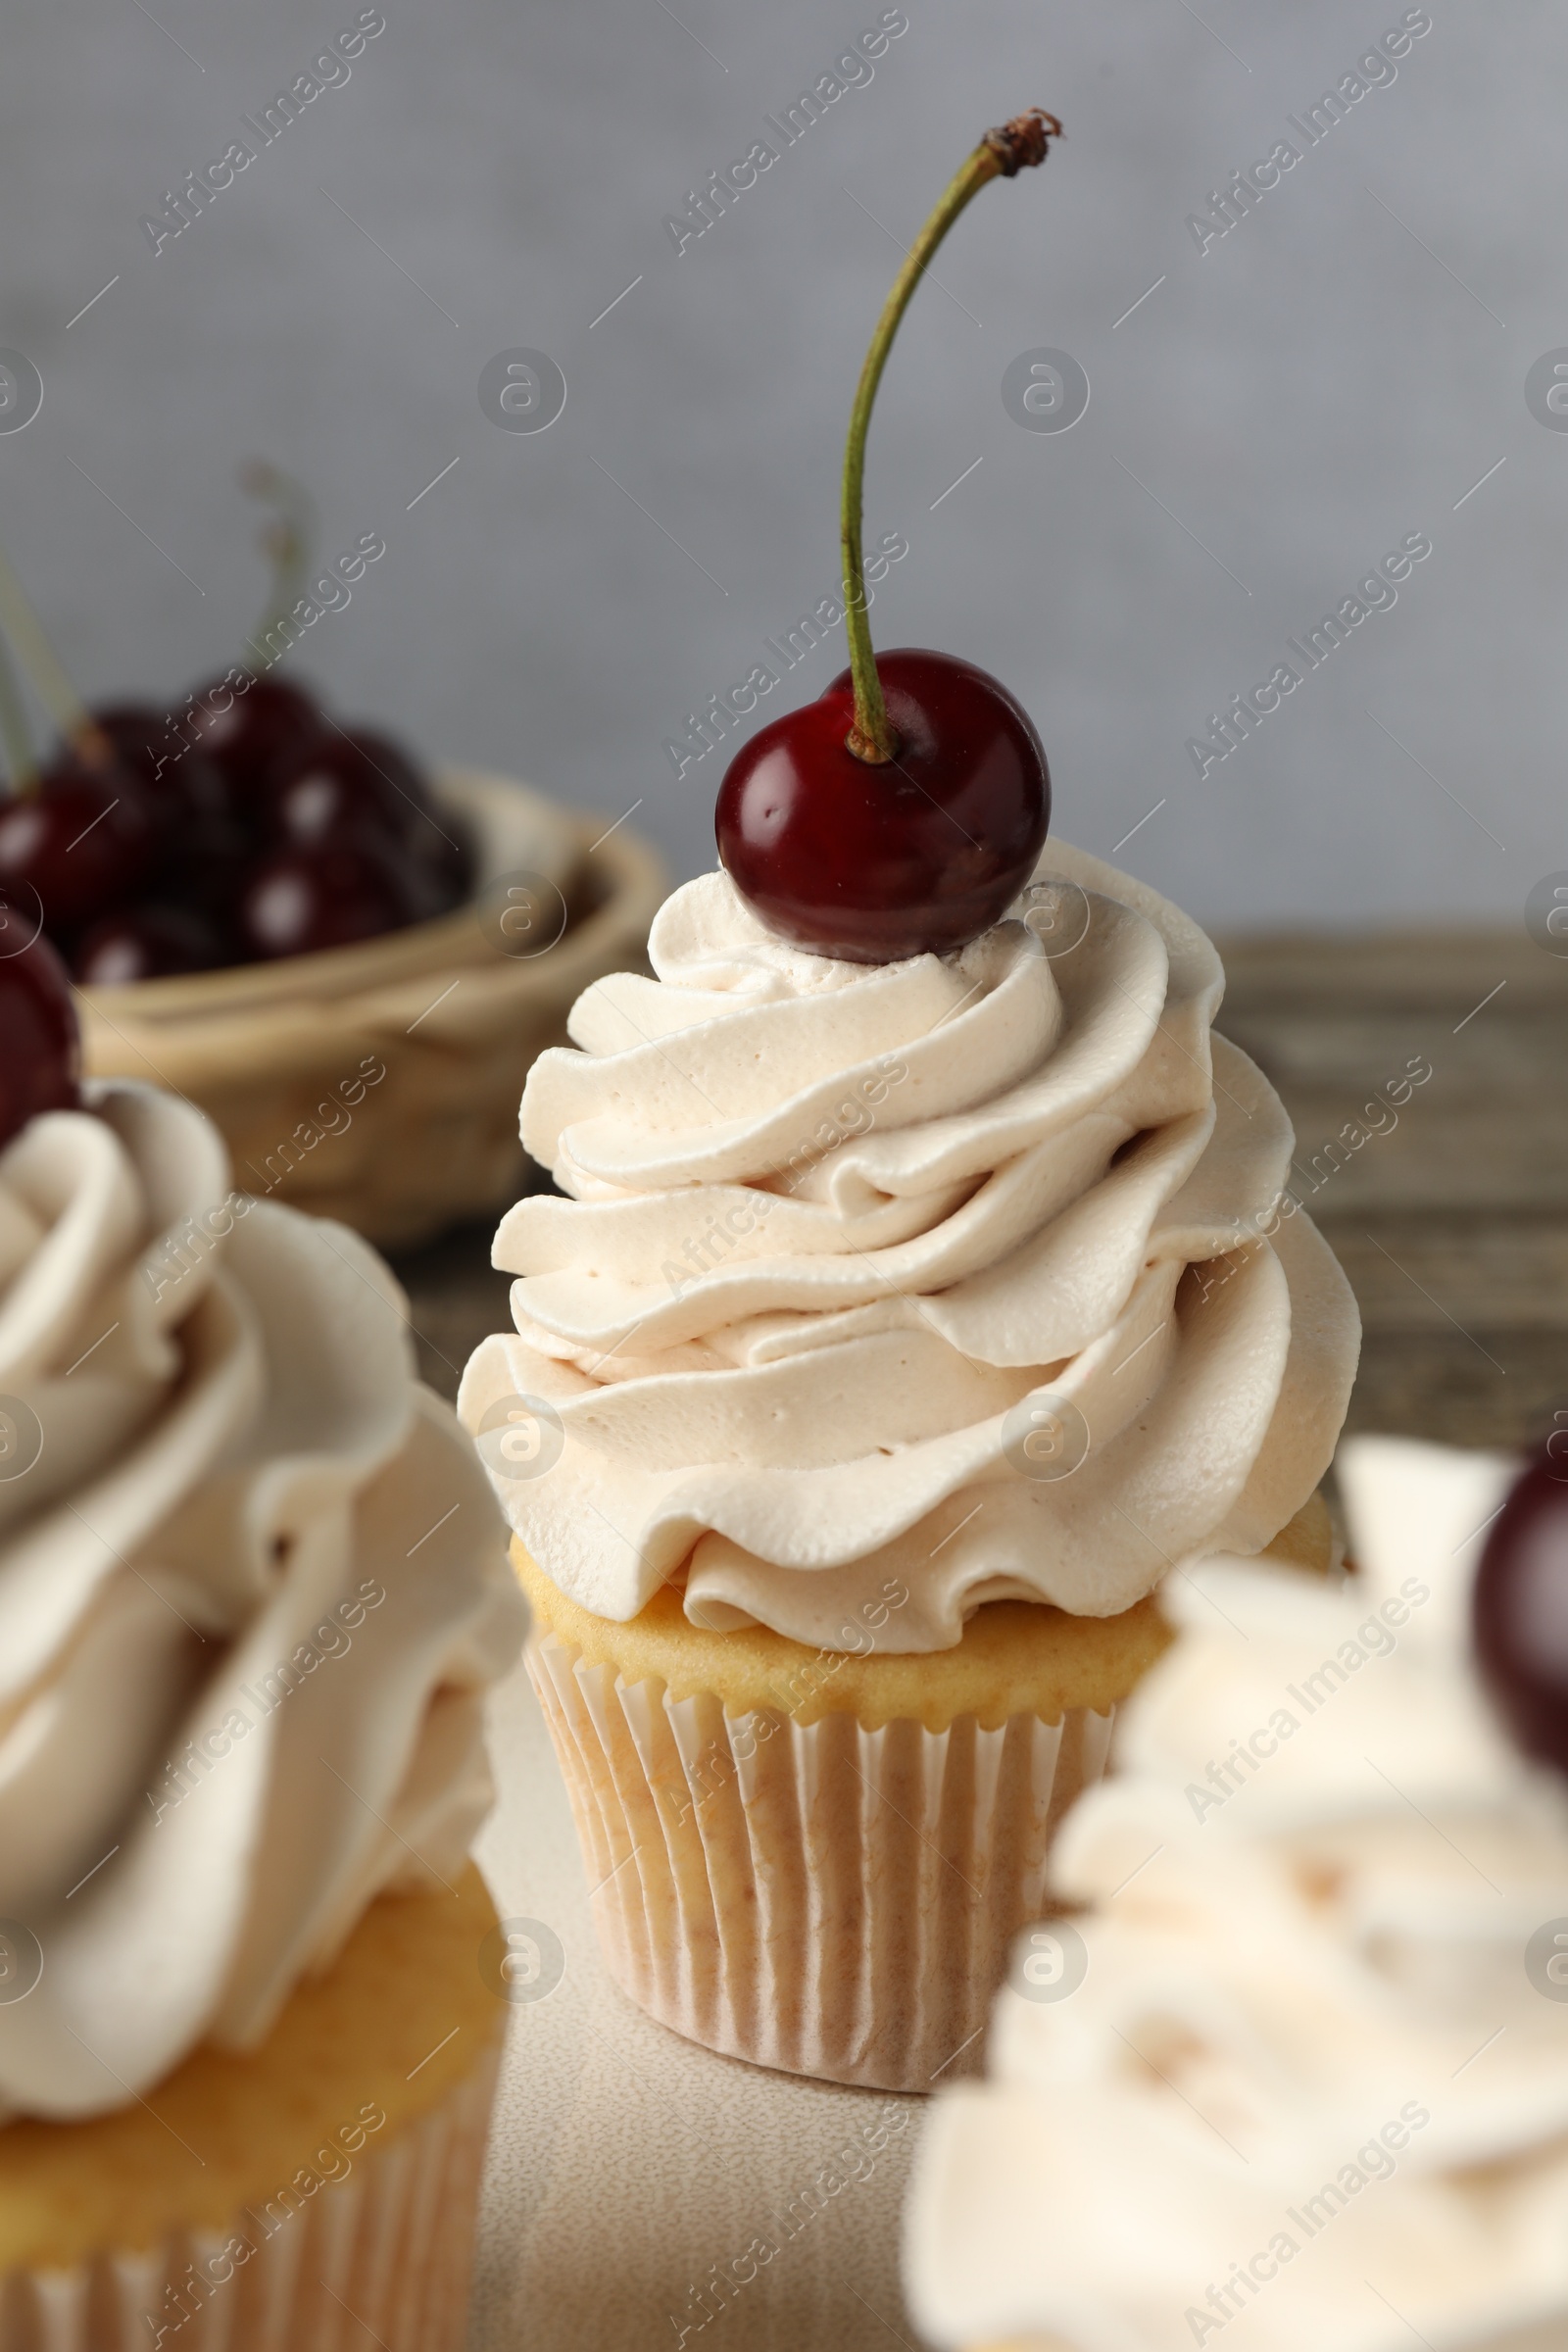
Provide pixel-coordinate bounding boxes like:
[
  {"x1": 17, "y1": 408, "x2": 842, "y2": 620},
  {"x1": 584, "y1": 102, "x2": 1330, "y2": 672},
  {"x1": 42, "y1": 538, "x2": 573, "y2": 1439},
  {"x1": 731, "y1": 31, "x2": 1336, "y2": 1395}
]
[
  {"x1": 235, "y1": 836, "x2": 422, "y2": 960},
  {"x1": 0, "y1": 756, "x2": 157, "y2": 934},
  {"x1": 74, "y1": 902, "x2": 227, "y2": 987},
  {"x1": 260, "y1": 726, "x2": 429, "y2": 850},
  {"x1": 184, "y1": 673, "x2": 321, "y2": 793}
]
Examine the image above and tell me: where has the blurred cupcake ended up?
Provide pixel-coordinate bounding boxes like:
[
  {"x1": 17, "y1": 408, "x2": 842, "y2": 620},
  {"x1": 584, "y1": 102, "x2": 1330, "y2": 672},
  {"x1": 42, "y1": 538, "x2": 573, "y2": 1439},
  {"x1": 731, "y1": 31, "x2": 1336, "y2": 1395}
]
[
  {"x1": 0, "y1": 958, "x2": 524, "y2": 2350},
  {"x1": 460, "y1": 847, "x2": 1358, "y2": 2091},
  {"x1": 906, "y1": 1436, "x2": 1568, "y2": 2352}
]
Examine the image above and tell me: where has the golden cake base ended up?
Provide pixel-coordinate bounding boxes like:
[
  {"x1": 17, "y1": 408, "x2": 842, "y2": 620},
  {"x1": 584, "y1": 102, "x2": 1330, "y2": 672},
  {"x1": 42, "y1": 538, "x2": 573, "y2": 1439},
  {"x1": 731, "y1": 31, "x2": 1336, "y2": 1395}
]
[
  {"x1": 514, "y1": 1496, "x2": 1334, "y2": 2091},
  {"x1": 0, "y1": 1869, "x2": 506, "y2": 2351},
  {"x1": 514, "y1": 1488, "x2": 1336, "y2": 1732}
]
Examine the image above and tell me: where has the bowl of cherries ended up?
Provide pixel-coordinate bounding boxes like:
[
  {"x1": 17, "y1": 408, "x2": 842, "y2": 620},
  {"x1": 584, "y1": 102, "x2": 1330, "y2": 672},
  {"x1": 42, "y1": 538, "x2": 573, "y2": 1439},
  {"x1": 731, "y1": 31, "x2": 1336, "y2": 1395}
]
[{"x1": 0, "y1": 484, "x2": 664, "y2": 1248}]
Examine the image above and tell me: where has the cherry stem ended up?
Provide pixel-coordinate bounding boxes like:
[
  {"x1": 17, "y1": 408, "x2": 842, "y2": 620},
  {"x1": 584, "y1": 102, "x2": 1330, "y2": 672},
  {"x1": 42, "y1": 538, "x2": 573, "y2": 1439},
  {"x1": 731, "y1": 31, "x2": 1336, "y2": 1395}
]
[
  {"x1": 0, "y1": 630, "x2": 35, "y2": 795},
  {"x1": 839, "y1": 109, "x2": 1061, "y2": 765},
  {"x1": 239, "y1": 459, "x2": 314, "y2": 675},
  {"x1": 0, "y1": 543, "x2": 112, "y2": 773}
]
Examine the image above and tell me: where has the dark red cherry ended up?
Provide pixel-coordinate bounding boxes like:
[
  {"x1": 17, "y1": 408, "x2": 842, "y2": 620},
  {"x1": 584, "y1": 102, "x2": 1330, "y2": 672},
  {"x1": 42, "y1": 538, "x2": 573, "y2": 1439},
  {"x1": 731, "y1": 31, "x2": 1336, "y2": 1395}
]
[
  {"x1": 713, "y1": 109, "x2": 1061, "y2": 964},
  {"x1": 162, "y1": 809, "x2": 256, "y2": 921},
  {"x1": 93, "y1": 702, "x2": 168, "y2": 778},
  {"x1": 162, "y1": 763, "x2": 261, "y2": 920},
  {"x1": 183, "y1": 673, "x2": 321, "y2": 792},
  {"x1": 259, "y1": 726, "x2": 467, "y2": 920},
  {"x1": 714, "y1": 649, "x2": 1049, "y2": 962},
  {"x1": 96, "y1": 703, "x2": 266, "y2": 914},
  {"x1": 0, "y1": 927, "x2": 78, "y2": 1150},
  {"x1": 1474, "y1": 1440, "x2": 1568, "y2": 1781},
  {"x1": 93, "y1": 701, "x2": 236, "y2": 850},
  {"x1": 0, "y1": 760, "x2": 157, "y2": 934},
  {"x1": 73, "y1": 901, "x2": 225, "y2": 986},
  {"x1": 260, "y1": 727, "x2": 427, "y2": 850},
  {"x1": 326, "y1": 727, "x2": 430, "y2": 823},
  {"x1": 234, "y1": 835, "x2": 421, "y2": 960}
]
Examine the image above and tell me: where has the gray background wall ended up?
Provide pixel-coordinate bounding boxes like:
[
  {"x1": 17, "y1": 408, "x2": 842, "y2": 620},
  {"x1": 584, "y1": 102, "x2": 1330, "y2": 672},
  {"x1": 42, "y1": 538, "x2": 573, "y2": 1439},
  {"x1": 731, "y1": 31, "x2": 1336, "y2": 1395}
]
[{"x1": 0, "y1": 0, "x2": 1560, "y2": 931}]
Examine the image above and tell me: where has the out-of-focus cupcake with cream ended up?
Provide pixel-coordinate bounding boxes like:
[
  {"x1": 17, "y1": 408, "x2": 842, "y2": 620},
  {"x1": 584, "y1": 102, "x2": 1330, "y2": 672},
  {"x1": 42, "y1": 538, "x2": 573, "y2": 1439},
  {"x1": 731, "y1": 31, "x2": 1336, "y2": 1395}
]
[
  {"x1": 0, "y1": 935, "x2": 524, "y2": 2352},
  {"x1": 906, "y1": 1435, "x2": 1568, "y2": 2352}
]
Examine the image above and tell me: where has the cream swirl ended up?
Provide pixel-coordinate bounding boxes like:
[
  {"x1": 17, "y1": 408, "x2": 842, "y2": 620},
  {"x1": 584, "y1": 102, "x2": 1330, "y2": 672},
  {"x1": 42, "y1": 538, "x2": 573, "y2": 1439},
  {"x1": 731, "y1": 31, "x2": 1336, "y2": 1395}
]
[
  {"x1": 459, "y1": 845, "x2": 1358, "y2": 1650},
  {"x1": 906, "y1": 1437, "x2": 1568, "y2": 2352},
  {"x1": 0, "y1": 1083, "x2": 523, "y2": 2122}
]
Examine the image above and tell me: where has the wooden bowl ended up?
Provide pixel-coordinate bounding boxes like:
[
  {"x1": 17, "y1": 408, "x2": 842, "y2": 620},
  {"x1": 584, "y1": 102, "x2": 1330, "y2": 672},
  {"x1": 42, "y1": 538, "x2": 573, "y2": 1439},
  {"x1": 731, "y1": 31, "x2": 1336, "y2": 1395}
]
[{"x1": 77, "y1": 768, "x2": 666, "y2": 1248}]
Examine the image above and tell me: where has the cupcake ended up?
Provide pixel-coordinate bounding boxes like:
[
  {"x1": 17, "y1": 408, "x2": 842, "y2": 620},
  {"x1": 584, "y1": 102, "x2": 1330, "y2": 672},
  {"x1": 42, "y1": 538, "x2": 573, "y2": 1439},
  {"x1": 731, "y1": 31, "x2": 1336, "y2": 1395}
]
[
  {"x1": 0, "y1": 940, "x2": 524, "y2": 2348},
  {"x1": 905, "y1": 1435, "x2": 1568, "y2": 2351},
  {"x1": 459, "y1": 837, "x2": 1356, "y2": 2091},
  {"x1": 460, "y1": 110, "x2": 1358, "y2": 2093}
]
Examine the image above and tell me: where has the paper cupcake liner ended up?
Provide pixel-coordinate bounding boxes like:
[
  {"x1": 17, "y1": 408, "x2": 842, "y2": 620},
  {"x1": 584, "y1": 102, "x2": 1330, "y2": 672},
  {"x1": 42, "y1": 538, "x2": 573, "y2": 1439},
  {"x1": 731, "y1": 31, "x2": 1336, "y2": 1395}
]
[
  {"x1": 0, "y1": 2035, "x2": 500, "y2": 2352},
  {"x1": 528, "y1": 1628, "x2": 1114, "y2": 2093}
]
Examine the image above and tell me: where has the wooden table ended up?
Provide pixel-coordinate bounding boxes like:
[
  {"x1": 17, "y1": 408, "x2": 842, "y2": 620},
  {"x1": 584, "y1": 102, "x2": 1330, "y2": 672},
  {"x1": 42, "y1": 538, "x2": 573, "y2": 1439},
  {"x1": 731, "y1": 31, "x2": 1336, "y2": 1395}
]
[
  {"x1": 391, "y1": 928, "x2": 1568, "y2": 1457},
  {"x1": 1216, "y1": 928, "x2": 1568, "y2": 1453}
]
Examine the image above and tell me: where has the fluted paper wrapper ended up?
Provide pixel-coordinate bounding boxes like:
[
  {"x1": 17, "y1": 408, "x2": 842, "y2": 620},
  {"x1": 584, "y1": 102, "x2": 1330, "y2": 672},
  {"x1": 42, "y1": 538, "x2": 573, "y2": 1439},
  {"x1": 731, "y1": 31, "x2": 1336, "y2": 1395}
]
[
  {"x1": 528, "y1": 1628, "x2": 1114, "y2": 2093},
  {"x1": 0, "y1": 2041, "x2": 499, "y2": 2352}
]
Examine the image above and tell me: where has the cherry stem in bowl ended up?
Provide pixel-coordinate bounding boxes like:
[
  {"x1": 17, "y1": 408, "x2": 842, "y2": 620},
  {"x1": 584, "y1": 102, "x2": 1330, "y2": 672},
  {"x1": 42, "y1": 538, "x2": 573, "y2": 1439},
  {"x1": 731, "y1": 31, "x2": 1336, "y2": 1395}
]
[
  {"x1": 239, "y1": 458, "x2": 315, "y2": 676},
  {"x1": 839, "y1": 107, "x2": 1061, "y2": 766},
  {"x1": 0, "y1": 541, "x2": 112, "y2": 774}
]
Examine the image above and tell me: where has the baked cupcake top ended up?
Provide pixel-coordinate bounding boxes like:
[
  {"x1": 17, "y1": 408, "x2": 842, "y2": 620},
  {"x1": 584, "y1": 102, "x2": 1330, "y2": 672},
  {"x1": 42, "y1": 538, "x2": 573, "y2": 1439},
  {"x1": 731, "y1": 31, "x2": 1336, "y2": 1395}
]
[
  {"x1": 0, "y1": 1081, "x2": 523, "y2": 2122},
  {"x1": 906, "y1": 1436, "x2": 1568, "y2": 2351},
  {"x1": 461, "y1": 846, "x2": 1358, "y2": 1651}
]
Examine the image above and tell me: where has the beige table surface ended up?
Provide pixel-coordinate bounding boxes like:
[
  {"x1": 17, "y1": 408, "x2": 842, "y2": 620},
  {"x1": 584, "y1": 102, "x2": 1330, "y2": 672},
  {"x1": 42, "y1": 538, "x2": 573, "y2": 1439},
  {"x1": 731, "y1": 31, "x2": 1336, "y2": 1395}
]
[
  {"x1": 468, "y1": 1653, "x2": 924, "y2": 2352},
  {"x1": 392, "y1": 924, "x2": 1568, "y2": 2351}
]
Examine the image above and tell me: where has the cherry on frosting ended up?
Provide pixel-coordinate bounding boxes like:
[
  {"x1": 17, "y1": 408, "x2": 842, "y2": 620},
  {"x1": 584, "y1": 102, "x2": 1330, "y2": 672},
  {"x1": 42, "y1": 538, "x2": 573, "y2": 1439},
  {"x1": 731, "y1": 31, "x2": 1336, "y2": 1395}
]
[
  {"x1": 1474, "y1": 1443, "x2": 1568, "y2": 1780},
  {"x1": 0, "y1": 926, "x2": 78, "y2": 1151},
  {"x1": 718, "y1": 650, "x2": 1048, "y2": 962},
  {"x1": 715, "y1": 111, "x2": 1059, "y2": 965}
]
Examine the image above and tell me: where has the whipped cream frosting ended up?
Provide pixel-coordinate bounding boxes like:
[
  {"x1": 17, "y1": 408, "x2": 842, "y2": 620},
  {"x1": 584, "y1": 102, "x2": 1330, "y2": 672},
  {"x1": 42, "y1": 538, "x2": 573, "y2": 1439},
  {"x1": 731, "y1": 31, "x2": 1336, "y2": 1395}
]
[
  {"x1": 906, "y1": 1436, "x2": 1568, "y2": 2352},
  {"x1": 0, "y1": 1083, "x2": 523, "y2": 2122},
  {"x1": 460, "y1": 846, "x2": 1358, "y2": 1651}
]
